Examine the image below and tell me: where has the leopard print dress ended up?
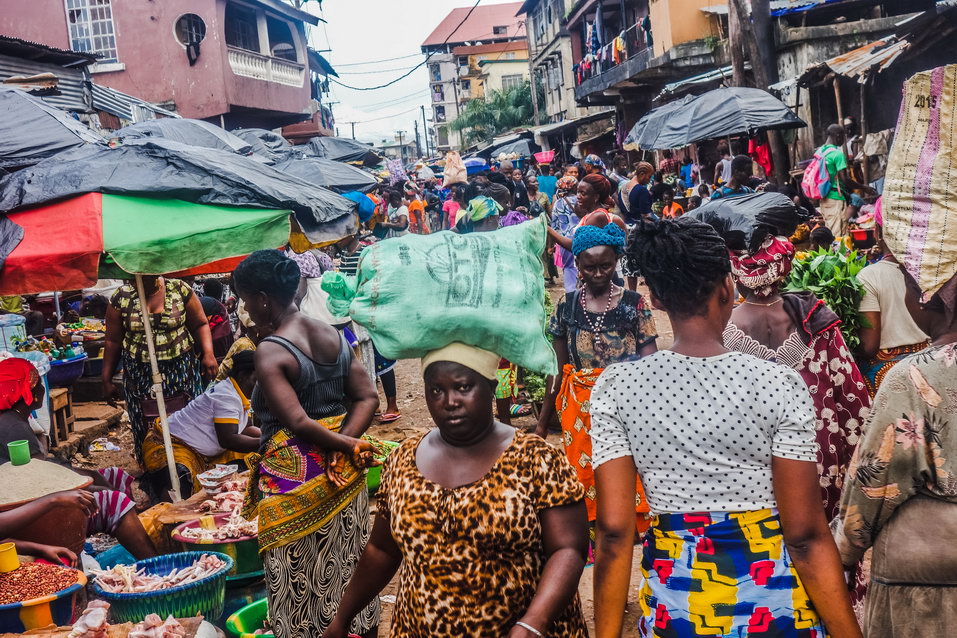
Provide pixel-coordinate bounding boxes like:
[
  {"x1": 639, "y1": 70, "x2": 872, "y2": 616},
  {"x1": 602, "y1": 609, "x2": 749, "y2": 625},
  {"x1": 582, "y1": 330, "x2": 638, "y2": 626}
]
[{"x1": 378, "y1": 430, "x2": 589, "y2": 637}]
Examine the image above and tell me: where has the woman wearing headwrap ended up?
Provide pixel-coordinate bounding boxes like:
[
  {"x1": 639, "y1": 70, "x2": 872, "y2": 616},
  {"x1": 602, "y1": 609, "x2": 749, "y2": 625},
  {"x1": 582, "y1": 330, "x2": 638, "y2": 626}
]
[
  {"x1": 323, "y1": 342, "x2": 589, "y2": 638},
  {"x1": 536, "y1": 221, "x2": 658, "y2": 559},
  {"x1": 453, "y1": 195, "x2": 503, "y2": 234},
  {"x1": 0, "y1": 358, "x2": 157, "y2": 559},
  {"x1": 722, "y1": 234, "x2": 871, "y2": 522},
  {"x1": 618, "y1": 161, "x2": 655, "y2": 290},
  {"x1": 549, "y1": 176, "x2": 581, "y2": 293},
  {"x1": 582, "y1": 154, "x2": 606, "y2": 176}
]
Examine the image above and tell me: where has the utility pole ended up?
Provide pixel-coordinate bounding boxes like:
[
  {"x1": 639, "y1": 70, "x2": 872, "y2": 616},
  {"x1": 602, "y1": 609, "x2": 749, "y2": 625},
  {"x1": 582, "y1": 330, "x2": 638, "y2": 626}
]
[
  {"x1": 350, "y1": 122, "x2": 356, "y2": 140},
  {"x1": 414, "y1": 120, "x2": 422, "y2": 158},
  {"x1": 421, "y1": 105, "x2": 430, "y2": 158},
  {"x1": 728, "y1": 0, "x2": 747, "y2": 87}
]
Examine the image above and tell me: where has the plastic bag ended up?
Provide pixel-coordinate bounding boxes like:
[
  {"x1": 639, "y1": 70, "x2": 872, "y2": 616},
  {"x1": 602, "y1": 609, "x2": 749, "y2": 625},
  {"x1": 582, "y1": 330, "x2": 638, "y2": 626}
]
[
  {"x1": 322, "y1": 216, "x2": 556, "y2": 374},
  {"x1": 443, "y1": 151, "x2": 467, "y2": 187},
  {"x1": 686, "y1": 192, "x2": 807, "y2": 253}
]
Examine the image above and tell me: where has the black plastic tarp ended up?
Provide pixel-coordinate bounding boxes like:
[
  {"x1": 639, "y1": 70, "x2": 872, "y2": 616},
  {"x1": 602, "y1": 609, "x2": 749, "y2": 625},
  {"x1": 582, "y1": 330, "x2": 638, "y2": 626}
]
[
  {"x1": 0, "y1": 87, "x2": 103, "y2": 169},
  {"x1": 112, "y1": 118, "x2": 254, "y2": 156},
  {"x1": 232, "y1": 127, "x2": 299, "y2": 163},
  {"x1": 303, "y1": 136, "x2": 380, "y2": 165},
  {"x1": 686, "y1": 191, "x2": 808, "y2": 253},
  {"x1": 624, "y1": 87, "x2": 805, "y2": 150},
  {"x1": 0, "y1": 138, "x2": 357, "y2": 243},
  {"x1": 277, "y1": 158, "x2": 377, "y2": 194},
  {"x1": 623, "y1": 94, "x2": 693, "y2": 151}
]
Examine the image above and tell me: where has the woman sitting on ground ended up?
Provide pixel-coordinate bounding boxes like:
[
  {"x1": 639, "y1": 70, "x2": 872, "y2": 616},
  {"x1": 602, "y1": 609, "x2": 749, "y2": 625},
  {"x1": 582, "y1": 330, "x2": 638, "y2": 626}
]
[
  {"x1": 0, "y1": 358, "x2": 156, "y2": 559},
  {"x1": 323, "y1": 343, "x2": 589, "y2": 638},
  {"x1": 592, "y1": 217, "x2": 862, "y2": 638},
  {"x1": 142, "y1": 350, "x2": 260, "y2": 498}
]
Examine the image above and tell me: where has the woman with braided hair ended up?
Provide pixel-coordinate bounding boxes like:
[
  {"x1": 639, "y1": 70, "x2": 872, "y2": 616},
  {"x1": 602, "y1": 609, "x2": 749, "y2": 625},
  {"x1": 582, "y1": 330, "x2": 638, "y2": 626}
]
[
  {"x1": 536, "y1": 219, "x2": 657, "y2": 561},
  {"x1": 591, "y1": 218, "x2": 862, "y2": 638}
]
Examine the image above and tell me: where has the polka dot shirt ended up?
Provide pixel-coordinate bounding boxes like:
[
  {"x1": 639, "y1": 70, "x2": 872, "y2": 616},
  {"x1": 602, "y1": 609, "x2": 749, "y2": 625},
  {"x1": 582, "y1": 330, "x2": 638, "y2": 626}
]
[{"x1": 590, "y1": 350, "x2": 818, "y2": 514}]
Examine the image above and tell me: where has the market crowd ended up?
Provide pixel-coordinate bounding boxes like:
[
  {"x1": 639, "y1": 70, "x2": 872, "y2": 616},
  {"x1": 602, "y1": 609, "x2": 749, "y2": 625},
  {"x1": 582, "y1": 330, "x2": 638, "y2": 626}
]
[{"x1": 1, "y1": 119, "x2": 954, "y2": 638}]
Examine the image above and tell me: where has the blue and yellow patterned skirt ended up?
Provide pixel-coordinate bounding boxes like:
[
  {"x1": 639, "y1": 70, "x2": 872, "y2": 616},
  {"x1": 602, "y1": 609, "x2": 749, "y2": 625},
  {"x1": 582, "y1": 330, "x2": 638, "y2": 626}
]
[{"x1": 638, "y1": 509, "x2": 826, "y2": 637}]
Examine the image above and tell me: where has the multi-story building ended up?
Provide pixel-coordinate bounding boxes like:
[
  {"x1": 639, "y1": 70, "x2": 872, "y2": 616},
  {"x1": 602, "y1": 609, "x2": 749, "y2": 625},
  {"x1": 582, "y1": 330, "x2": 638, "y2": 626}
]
[
  {"x1": 421, "y1": 1, "x2": 527, "y2": 151},
  {"x1": 520, "y1": 0, "x2": 597, "y2": 123},
  {"x1": 453, "y1": 40, "x2": 529, "y2": 102},
  {"x1": 374, "y1": 137, "x2": 417, "y2": 164},
  {"x1": 0, "y1": 0, "x2": 329, "y2": 129}
]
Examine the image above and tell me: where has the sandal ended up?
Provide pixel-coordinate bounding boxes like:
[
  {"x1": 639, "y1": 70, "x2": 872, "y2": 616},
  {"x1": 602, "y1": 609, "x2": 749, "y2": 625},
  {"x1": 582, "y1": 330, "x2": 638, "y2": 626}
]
[
  {"x1": 378, "y1": 413, "x2": 402, "y2": 424},
  {"x1": 509, "y1": 404, "x2": 531, "y2": 417}
]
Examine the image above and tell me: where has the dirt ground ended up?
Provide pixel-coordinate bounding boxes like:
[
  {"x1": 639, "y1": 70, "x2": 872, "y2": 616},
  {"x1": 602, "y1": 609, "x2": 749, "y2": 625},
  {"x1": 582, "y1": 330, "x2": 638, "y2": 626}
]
[{"x1": 76, "y1": 280, "x2": 673, "y2": 637}]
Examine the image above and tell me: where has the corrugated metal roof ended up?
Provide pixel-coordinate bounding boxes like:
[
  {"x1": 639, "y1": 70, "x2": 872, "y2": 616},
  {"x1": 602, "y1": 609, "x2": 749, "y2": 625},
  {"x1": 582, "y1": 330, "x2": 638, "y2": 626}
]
[
  {"x1": 656, "y1": 64, "x2": 751, "y2": 100},
  {"x1": 0, "y1": 53, "x2": 91, "y2": 112},
  {"x1": 701, "y1": 0, "x2": 849, "y2": 16},
  {"x1": 91, "y1": 83, "x2": 178, "y2": 122},
  {"x1": 822, "y1": 37, "x2": 909, "y2": 81},
  {"x1": 0, "y1": 35, "x2": 96, "y2": 66}
]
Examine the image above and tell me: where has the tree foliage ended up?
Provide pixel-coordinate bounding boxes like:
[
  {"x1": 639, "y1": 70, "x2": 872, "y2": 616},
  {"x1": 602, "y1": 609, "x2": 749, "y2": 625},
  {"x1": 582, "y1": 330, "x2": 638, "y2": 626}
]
[{"x1": 448, "y1": 81, "x2": 536, "y2": 146}]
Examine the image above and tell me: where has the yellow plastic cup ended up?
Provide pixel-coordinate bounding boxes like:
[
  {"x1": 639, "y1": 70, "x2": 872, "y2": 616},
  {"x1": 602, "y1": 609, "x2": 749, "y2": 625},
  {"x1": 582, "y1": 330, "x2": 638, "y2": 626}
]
[{"x1": 0, "y1": 542, "x2": 20, "y2": 573}]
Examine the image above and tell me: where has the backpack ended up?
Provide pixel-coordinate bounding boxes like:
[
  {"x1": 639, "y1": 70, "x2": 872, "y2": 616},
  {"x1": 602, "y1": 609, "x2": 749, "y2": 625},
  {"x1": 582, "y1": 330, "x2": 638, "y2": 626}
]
[{"x1": 802, "y1": 146, "x2": 840, "y2": 200}]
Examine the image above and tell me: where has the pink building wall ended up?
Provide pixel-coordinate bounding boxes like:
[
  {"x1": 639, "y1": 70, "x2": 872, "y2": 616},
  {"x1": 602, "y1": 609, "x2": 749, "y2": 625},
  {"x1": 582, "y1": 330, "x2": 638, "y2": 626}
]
[{"x1": 0, "y1": 0, "x2": 310, "y2": 123}]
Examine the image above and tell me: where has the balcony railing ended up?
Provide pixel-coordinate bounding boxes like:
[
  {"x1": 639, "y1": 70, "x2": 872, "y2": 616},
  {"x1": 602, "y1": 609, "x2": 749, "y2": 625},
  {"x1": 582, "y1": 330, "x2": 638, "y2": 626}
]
[
  {"x1": 574, "y1": 21, "x2": 650, "y2": 87},
  {"x1": 227, "y1": 46, "x2": 306, "y2": 87}
]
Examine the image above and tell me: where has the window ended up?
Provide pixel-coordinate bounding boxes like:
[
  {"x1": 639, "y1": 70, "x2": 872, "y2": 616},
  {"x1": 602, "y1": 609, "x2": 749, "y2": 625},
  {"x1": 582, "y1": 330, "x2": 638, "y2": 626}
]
[
  {"x1": 225, "y1": 3, "x2": 259, "y2": 52},
  {"x1": 501, "y1": 74, "x2": 523, "y2": 91},
  {"x1": 429, "y1": 64, "x2": 441, "y2": 82},
  {"x1": 174, "y1": 14, "x2": 207, "y2": 46},
  {"x1": 504, "y1": 52, "x2": 516, "y2": 59},
  {"x1": 65, "y1": 0, "x2": 118, "y2": 63},
  {"x1": 493, "y1": 25, "x2": 508, "y2": 35},
  {"x1": 435, "y1": 105, "x2": 446, "y2": 122},
  {"x1": 460, "y1": 80, "x2": 470, "y2": 92},
  {"x1": 266, "y1": 16, "x2": 297, "y2": 61}
]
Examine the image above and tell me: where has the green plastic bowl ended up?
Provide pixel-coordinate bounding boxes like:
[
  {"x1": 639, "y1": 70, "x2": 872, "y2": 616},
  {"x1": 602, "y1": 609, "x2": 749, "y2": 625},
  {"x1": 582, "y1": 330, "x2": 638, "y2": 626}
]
[
  {"x1": 225, "y1": 597, "x2": 270, "y2": 638},
  {"x1": 366, "y1": 439, "x2": 400, "y2": 493}
]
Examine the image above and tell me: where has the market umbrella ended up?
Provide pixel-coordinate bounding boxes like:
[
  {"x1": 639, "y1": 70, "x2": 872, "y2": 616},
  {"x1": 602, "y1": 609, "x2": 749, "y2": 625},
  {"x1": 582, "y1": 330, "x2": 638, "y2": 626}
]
[
  {"x1": 276, "y1": 157, "x2": 378, "y2": 194},
  {"x1": 0, "y1": 192, "x2": 292, "y2": 499},
  {"x1": 624, "y1": 87, "x2": 805, "y2": 150},
  {"x1": 303, "y1": 136, "x2": 381, "y2": 166},
  {"x1": 0, "y1": 138, "x2": 357, "y2": 245},
  {"x1": 489, "y1": 137, "x2": 538, "y2": 159},
  {"x1": 622, "y1": 94, "x2": 694, "y2": 151},
  {"x1": 112, "y1": 118, "x2": 254, "y2": 156},
  {"x1": 0, "y1": 87, "x2": 103, "y2": 168}
]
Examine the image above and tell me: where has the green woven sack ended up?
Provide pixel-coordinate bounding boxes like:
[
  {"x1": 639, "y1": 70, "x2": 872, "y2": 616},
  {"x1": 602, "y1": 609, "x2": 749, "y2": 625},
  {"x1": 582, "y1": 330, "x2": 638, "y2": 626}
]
[{"x1": 322, "y1": 216, "x2": 556, "y2": 375}]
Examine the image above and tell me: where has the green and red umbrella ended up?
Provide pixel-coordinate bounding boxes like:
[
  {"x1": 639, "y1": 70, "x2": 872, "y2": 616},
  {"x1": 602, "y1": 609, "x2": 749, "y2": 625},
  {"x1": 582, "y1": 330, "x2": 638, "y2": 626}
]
[{"x1": 0, "y1": 192, "x2": 291, "y2": 295}]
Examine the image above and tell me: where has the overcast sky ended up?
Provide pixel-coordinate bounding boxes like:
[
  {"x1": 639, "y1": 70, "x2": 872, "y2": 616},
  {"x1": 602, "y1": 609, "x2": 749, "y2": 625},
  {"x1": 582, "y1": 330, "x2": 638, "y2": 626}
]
[{"x1": 303, "y1": 0, "x2": 518, "y2": 146}]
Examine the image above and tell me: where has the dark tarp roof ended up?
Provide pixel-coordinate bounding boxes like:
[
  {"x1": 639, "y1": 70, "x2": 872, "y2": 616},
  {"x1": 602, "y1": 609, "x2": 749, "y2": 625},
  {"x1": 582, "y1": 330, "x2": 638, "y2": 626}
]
[
  {"x1": 0, "y1": 138, "x2": 357, "y2": 244},
  {"x1": 624, "y1": 87, "x2": 804, "y2": 150},
  {"x1": 303, "y1": 136, "x2": 381, "y2": 165},
  {"x1": 231, "y1": 127, "x2": 299, "y2": 163},
  {"x1": 112, "y1": 118, "x2": 254, "y2": 156},
  {"x1": 0, "y1": 87, "x2": 103, "y2": 168},
  {"x1": 276, "y1": 158, "x2": 377, "y2": 194}
]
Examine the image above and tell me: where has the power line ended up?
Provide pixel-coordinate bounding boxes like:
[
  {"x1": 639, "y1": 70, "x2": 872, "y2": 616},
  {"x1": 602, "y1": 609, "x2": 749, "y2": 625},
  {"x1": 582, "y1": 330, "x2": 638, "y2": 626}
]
[
  {"x1": 331, "y1": 0, "x2": 483, "y2": 92},
  {"x1": 364, "y1": 89, "x2": 431, "y2": 111},
  {"x1": 334, "y1": 52, "x2": 424, "y2": 67},
  {"x1": 344, "y1": 104, "x2": 424, "y2": 124},
  {"x1": 338, "y1": 64, "x2": 424, "y2": 76}
]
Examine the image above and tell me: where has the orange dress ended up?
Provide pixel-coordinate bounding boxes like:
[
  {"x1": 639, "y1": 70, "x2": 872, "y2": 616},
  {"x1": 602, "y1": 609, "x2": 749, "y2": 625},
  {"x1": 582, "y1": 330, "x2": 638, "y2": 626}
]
[{"x1": 407, "y1": 199, "x2": 430, "y2": 234}]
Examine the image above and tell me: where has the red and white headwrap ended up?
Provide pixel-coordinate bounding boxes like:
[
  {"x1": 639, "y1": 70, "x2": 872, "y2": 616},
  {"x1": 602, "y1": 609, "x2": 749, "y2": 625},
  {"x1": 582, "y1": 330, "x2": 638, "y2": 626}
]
[{"x1": 729, "y1": 235, "x2": 796, "y2": 297}]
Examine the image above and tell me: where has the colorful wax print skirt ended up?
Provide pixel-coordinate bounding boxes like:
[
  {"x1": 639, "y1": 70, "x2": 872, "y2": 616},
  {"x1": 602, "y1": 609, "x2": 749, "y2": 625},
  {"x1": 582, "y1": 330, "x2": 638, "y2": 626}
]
[
  {"x1": 860, "y1": 342, "x2": 929, "y2": 397},
  {"x1": 638, "y1": 509, "x2": 826, "y2": 637}
]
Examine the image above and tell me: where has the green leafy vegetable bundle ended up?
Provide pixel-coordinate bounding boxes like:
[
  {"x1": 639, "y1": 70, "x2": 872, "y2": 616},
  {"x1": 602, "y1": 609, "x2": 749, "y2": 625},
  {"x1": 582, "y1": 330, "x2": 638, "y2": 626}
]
[{"x1": 784, "y1": 247, "x2": 868, "y2": 350}]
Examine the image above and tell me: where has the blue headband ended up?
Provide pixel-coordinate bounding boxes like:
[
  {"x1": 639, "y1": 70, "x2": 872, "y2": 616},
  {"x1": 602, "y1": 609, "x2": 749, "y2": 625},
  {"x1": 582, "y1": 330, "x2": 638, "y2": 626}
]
[{"x1": 572, "y1": 223, "x2": 626, "y2": 256}]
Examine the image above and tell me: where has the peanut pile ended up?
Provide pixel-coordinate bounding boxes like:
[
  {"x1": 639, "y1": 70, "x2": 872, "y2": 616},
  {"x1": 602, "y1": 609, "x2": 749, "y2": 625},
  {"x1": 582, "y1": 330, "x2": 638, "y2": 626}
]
[{"x1": 0, "y1": 562, "x2": 79, "y2": 604}]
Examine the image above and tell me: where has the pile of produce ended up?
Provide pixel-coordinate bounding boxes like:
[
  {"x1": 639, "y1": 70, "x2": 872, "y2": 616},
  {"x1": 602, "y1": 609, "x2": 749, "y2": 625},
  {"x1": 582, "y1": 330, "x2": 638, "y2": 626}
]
[
  {"x1": 784, "y1": 247, "x2": 868, "y2": 350},
  {"x1": 0, "y1": 561, "x2": 80, "y2": 604},
  {"x1": 180, "y1": 512, "x2": 257, "y2": 542},
  {"x1": 91, "y1": 554, "x2": 226, "y2": 593}
]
